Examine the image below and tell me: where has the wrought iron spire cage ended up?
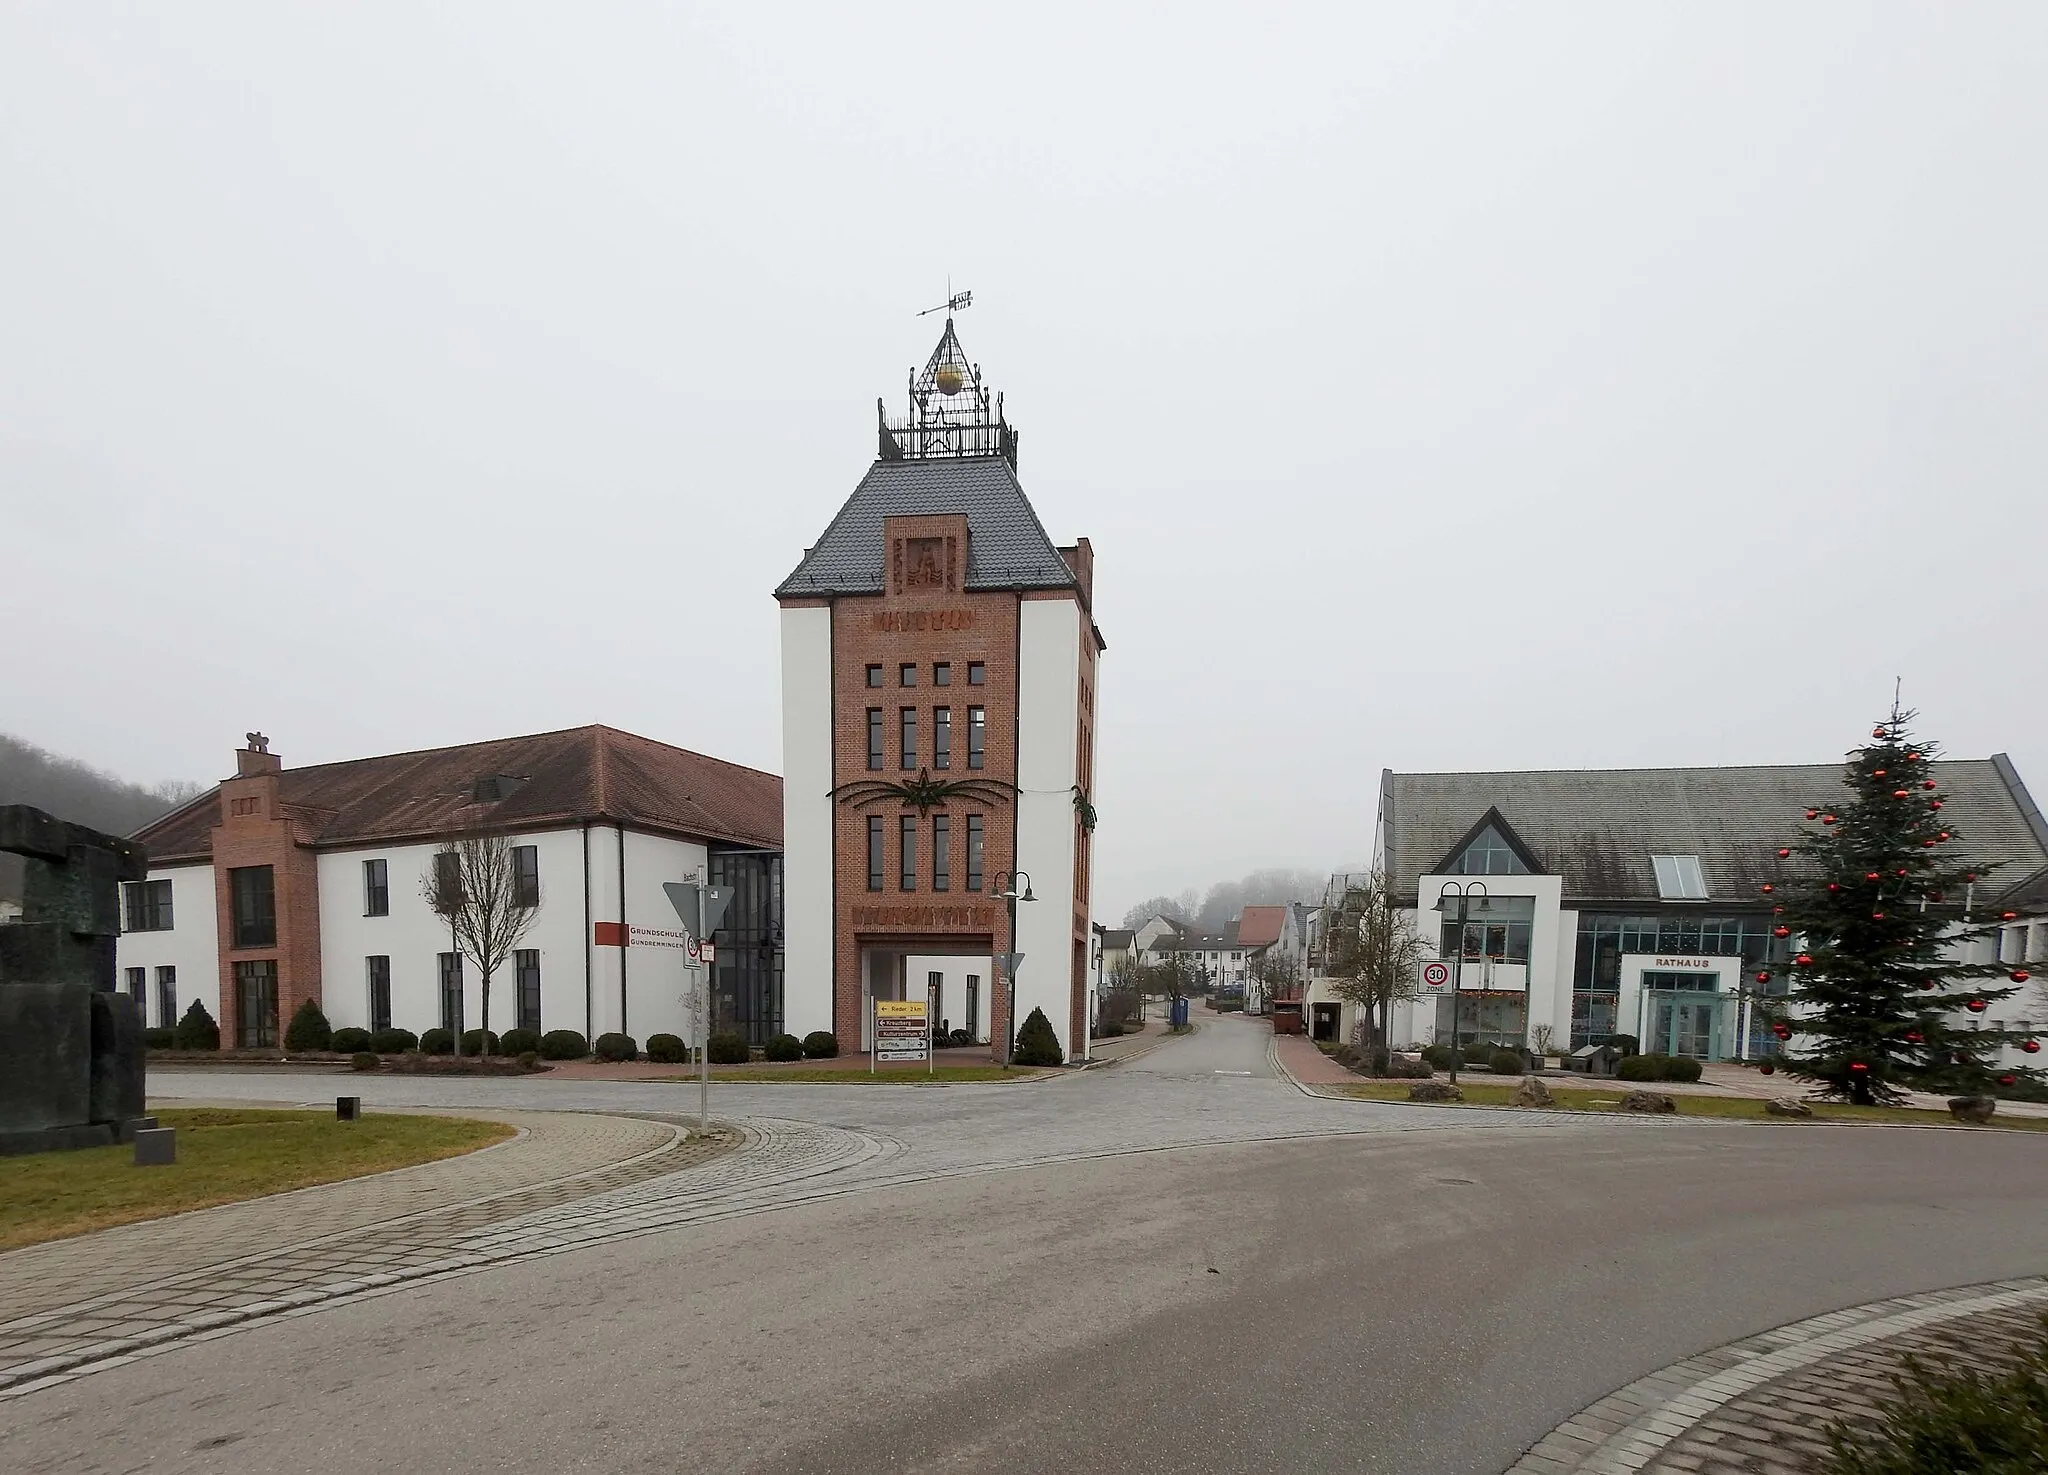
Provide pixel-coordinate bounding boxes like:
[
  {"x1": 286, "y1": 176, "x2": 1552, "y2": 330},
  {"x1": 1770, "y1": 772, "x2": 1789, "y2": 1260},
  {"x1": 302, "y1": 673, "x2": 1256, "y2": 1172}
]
[{"x1": 877, "y1": 317, "x2": 1019, "y2": 468}]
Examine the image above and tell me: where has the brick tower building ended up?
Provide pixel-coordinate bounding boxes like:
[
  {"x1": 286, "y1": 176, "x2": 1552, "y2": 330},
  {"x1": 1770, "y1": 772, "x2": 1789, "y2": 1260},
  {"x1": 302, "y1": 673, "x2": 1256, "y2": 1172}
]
[{"x1": 776, "y1": 313, "x2": 1104, "y2": 1062}]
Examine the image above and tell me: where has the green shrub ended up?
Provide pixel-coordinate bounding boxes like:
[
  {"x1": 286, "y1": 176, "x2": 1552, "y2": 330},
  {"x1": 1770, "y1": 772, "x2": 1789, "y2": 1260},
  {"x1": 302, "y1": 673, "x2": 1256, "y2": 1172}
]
[
  {"x1": 350, "y1": 1051, "x2": 380, "y2": 1072},
  {"x1": 539, "y1": 1029, "x2": 588, "y2": 1060},
  {"x1": 517, "y1": 1051, "x2": 540, "y2": 1071},
  {"x1": 174, "y1": 999, "x2": 220, "y2": 1051},
  {"x1": 499, "y1": 1028, "x2": 541, "y2": 1057},
  {"x1": 420, "y1": 1027, "x2": 455, "y2": 1056},
  {"x1": 1659, "y1": 1055, "x2": 1704, "y2": 1083},
  {"x1": 707, "y1": 1031, "x2": 750, "y2": 1065},
  {"x1": 144, "y1": 1027, "x2": 176, "y2": 1049},
  {"x1": 1488, "y1": 1049, "x2": 1524, "y2": 1075},
  {"x1": 1093, "y1": 1021, "x2": 1125, "y2": 1038},
  {"x1": 802, "y1": 1031, "x2": 839, "y2": 1059},
  {"x1": 332, "y1": 1027, "x2": 373, "y2": 1053},
  {"x1": 645, "y1": 1033, "x2": 687, "y2": 1064},
  {"x1": 1608, "y1": 1034, "x2": 1640, "y2": 1057},
  {"x1": 283, "y1": 999, "x2": 333, "y2": 1052},
  {"x1": 1013, "y1": 1007, "x2": 1064, "y2": 1067},
  {"x1": 1616, "y1": 1054, "x2": 1672, "y2": 1082},
  {"x1": 593, "y1": 1032, "x2": 637, "y2": 1063},
  {"x1": 1419, "y1": 1044, "x2": 1465, "y2": 1070},
  {"x1": 763, "y1": 1033, "x2": 804, "y2": 1062},
  {"x1": 460, "y1": 1028, "x2": 501, "y2": 1056},
  {"x1": 1822, "y1": 1314, "x2": 2048, "y2": 1474},
  {"x1": 370, "y1": 1027, "x2": 417, "y2": 1054},
  {"x1": 1386, "y1": 1055, "x2": 1435, "y2": 1079}
]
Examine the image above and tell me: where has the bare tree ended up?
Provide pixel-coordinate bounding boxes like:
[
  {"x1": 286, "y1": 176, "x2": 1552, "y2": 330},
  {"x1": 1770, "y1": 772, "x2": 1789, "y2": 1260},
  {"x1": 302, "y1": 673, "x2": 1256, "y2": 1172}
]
[
  {"x1": 1323, "y1": 868, "x2": 1425, "y2": 1050},
  {"x1": 421, "y1": 834, "x2": 538, "y2": 1058}
]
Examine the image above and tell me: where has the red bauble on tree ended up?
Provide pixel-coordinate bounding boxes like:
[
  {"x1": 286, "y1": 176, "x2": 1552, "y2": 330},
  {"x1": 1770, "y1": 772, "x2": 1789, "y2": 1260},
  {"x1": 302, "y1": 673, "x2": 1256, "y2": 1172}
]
[
  {"x1": 2023, "y1": 1040, "x2": 2042, "y2": 1056},
  {"x1": 2013, "y1": 970, "x2": 2032, "y2": 984},
  {"x1": 1773, "y1": 926, "x2": 1790, "y2": 938},
  {"x1": 1966, "y1": 998, "x2": 1989, "y2": 1014},
  {"x1": 1777, "y1": 847, "x2": 1791, "y2": 859}
]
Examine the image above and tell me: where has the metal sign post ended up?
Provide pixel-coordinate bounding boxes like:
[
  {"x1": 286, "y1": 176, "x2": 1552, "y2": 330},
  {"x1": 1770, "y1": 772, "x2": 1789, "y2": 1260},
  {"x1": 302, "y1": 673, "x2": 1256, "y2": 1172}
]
[{"x1": 664, "y1": 877, "x2": 732, "y2": 1133}]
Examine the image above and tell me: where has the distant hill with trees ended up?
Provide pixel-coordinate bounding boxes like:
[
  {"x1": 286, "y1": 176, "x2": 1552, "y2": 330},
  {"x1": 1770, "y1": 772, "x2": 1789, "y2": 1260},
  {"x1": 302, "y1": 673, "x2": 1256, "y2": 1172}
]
[
  {"x1": 0, "y1": 734, "x2": 203, "y2": 900},
  {"x1": 1121, "y1": 867, "x2": 1335, "y2": 931}
]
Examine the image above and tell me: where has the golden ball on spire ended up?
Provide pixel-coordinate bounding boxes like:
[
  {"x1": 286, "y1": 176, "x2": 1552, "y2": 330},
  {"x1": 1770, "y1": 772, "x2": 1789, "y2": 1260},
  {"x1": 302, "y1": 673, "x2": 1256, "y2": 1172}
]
[{"x1": 934, "y1": 364, "x2": 965, "y2": 395}]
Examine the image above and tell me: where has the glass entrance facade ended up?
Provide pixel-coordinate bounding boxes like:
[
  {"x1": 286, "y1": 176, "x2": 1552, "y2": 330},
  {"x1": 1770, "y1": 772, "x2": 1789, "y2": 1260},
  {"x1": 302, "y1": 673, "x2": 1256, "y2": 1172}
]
[
  {"x1": 1572, "y1": 912, "x2": 1773, "y2": 1048},
  {"x1": 1642, "y1": 972, "x2": 1725, "y2": 1059}
]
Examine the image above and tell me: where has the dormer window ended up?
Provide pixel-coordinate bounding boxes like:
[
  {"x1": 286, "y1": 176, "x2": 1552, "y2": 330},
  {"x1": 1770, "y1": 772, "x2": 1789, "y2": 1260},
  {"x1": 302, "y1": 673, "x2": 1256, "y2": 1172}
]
[
  {"x1": 1652, "y1": 854, "x2": 1708, "y2": 900},
  {"x1": 1451, "y1": 825, "x2": 1529, "y2": 876},
  {"x1": 472, "y1": 774, "x2": 525, "y2": 803}
]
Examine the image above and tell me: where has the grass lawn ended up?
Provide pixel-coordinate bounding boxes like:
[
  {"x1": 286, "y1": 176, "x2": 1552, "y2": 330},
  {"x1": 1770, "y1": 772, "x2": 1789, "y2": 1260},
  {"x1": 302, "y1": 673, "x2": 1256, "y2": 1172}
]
[
  {"x1": 1335, "y1": 1081, "x2": 2048, "y2": 1130},
  {"x1": 0, "y1": 1107, "x2": 514, "y2": 1252},
  {"x1": 652, "y1": 1065, "x2": 1053, "y2": 1084}
]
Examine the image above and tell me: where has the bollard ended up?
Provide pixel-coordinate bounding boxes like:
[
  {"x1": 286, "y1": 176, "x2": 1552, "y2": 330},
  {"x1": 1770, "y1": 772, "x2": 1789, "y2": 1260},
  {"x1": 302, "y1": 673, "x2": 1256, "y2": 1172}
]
[
  {"x1": 133, "y1": 1127, "x2": 176, "y2": 1166},
  {"x1": 337, "y1": 1096, "x2": 360, "y2": 1121}
]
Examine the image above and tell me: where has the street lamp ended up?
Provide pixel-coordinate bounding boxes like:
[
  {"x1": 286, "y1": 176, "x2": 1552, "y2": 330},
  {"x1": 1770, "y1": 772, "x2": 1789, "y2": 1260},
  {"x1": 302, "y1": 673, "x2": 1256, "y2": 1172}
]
[
  {"x1": 1434, "y1": 881, "x2": 1490, "y2": 1085},
  {"x1": 994, "y1": 869, "x2": 1035, "y2": 1066}
]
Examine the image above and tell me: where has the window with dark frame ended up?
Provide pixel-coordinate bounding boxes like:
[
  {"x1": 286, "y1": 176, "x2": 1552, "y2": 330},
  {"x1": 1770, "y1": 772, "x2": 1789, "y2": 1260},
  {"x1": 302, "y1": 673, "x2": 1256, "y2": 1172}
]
[
  {"x1": 229, "y1": 865, "x2": 276, "y2": 948},
  {"x1": 516, "y1": 948, "x2": 541, "y2": 1033},
  {"x1": 439, "y1": 952, "x2": 464, "y2": 1034},
  {"x1": 967, "y1": 706, "x2": 985, "y2": 769},
  {"x1": 928, "y1": 971, "x2": 945, "y2": 1030},
  {"x1": 867, "y1": 816, "x2": 885, "y2": 891},
  {"x1": 363, "y1": 858, "x2": 389, "y2": 916},
  {"x1": 900, "y1": 663, "x2": 916, "y2": 687},
  {"x1": 966, "y1": 814, "x2": 984, "y2": 891},
  {"x1": 900, "y1": 815, "x2": 917, "y2": 890},
  {"x1": 513, "y1": 844, "x2": 540, "y2": 907},
  {"x1": 433, "y1": 850, "x2": 464, "y2": 909},
  {"x1": 900, "y1": 707, "x2": 917, "y2": 770},
  {"x1": 867, "y1": 708, "x2": 884, "y2": 770},
  {"x1": 933, "y1": 662, "x2": 951, "y2": 687},
  {"x1": 965, "y1": 974, "x2": 980, "y2": 1037},
  {"x1": 933, "y1": 707, "x2": 951, "y2": 769},
  {"x1": 866, "y1": 664, "x2": 883, "y2": 688},
  {"x1": 967, "y1": 662, "x2": 986, "y2": 686},
  {"x1": 155, "y1": 966, "x2": 177, "y2": 1030},
  {"x1": 125, "y1": 967, "x2": 145, "y2": 1010},
  {"x1": 933, "y1": 814, "x2": 950, "y2": 891},
  {"x1": 367, "y1": 955, "x2": 391, "y2": 1032},
  {"x1": 123, "y1": 878, "x2": 173, "y2": 932}
]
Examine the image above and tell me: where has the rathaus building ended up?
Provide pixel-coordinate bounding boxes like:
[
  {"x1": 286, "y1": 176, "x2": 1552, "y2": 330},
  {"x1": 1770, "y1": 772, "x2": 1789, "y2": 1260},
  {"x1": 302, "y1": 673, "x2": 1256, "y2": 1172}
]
[{"x1": 776, "y1": 315, "x2": 1104, "y2": 1062}]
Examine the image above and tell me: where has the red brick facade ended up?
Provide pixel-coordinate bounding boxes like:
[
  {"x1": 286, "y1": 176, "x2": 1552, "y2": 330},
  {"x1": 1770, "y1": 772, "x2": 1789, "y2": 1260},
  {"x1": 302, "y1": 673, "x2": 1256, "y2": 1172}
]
[{"x1": 209, "y1": 747, "x2": 324, "y2": 1048}]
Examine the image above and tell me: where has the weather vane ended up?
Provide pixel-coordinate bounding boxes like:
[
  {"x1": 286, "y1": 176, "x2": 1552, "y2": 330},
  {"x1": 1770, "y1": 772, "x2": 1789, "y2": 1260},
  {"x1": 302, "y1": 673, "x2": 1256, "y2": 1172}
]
[{"x1": 919, "y1": 282, "x2": 972, "y2": 317}]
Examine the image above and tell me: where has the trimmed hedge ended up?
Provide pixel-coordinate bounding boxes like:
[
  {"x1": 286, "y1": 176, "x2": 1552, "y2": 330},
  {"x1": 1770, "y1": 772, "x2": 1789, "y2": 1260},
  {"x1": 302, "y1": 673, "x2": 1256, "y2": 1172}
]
[
  {"x1": 707, "y1": 1031, "x2": 750, "y2": 1065},
  {"x1": 645, "y1": 1033, "x2": 687, "y2": 1064},
  {"x1": 332, "y1": 1027, "x2": 373, "y2": 1053},
  {"x1": 594, "y1": 1032, "x2": 637, "y2": 1063},
  {"x1": 144, "y1": 1027, "x2": 176, "y2": 1049},
  {"x1": 1487, "y1": 1049, "x2": 1524, "y2": 1076},
  {"x1": 1013, "y1": 1007, "x2": 1064, "y2": 1067},
  {"x1": 802, "y1": 1031, "x2": 839, "y2": 1060},
  {"x1": 1660, "y1": 1054, "x2": 1704, "y2": 1082},
  {"x1": 539, "y1": 1029, "x2": 588, "y2": 1060},
  {"x1": 175, "y1": 1000, "x2": 220, "y2": 1050},
  {"x1": 763, "y1": 1033, "x2": 804, "y2": 1062},
  {"x1": 420, "y1": 1027, "x2": 455, "y2": 1056},
  {"x1": 499, "y1": 1028, "x2": 541, "y2": 1057},
  {"x1": 284, "y1": 999, "x2": 333, "y2": 1052},
  {"x1": 351, "y1": 1052, "x2": 380, "y2": 1072},
  {"x1": 371, "y1": 1027, "x2": 418, "y2": 1054},
  {"x1": 1616, "y1": 1053, "x2": 1704, "y2": 1083},
  {"x1": 460, "y1": 1028, "x2": 501, "y2": 1056}
]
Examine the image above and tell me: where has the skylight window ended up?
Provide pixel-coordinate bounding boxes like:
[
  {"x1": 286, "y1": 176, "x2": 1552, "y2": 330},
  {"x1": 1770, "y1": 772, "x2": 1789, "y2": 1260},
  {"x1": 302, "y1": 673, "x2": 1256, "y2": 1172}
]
[{"x1": 1651, "y1": 854, "x2": 1708, "y2": 900}]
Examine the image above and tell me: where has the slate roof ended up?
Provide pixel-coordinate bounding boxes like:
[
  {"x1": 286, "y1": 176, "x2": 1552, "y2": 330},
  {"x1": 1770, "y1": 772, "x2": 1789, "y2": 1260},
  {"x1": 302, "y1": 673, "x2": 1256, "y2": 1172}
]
[
  {"x1": 774, "y1": 457, "x2": 1079, "y2": 598},
  {"x1": 1099, "y1": 929, "x2": 1135, "y2": 950},
  {"x1": 1380, "y1": 758, "x2": 2048, "y2": 909},
  {"x1": 133, "y1": 726, "x2": 782, "y2": 865}
]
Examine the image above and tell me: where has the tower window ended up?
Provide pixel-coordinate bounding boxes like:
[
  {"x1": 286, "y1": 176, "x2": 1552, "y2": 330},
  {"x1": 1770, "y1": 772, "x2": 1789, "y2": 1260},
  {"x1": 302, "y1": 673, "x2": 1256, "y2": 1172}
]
[
  {"x1": 867, "y1": 708, "x2": 883, "y2": 771},
  {"x1": 900, "y1": 708, "x2": 917, "y2": 770}
]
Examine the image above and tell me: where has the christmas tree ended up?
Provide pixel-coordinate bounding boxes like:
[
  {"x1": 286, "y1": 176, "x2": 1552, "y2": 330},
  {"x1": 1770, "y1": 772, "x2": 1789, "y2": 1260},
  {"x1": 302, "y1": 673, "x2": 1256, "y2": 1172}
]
[{"x1": 1765, "y1": 708, "x2": 2042, "y2": 1107}]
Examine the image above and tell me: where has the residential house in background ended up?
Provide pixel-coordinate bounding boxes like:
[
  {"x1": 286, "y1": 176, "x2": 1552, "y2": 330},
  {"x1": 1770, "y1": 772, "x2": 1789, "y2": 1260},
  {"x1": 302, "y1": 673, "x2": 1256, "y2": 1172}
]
[{"x1": 117, "y1": 730, "x2": 784, "y2": 1049}]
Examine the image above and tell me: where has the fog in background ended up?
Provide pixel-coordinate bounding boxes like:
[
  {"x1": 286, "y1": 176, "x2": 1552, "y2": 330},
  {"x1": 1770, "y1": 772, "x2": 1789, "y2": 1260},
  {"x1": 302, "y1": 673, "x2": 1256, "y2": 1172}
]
[{"x1": 4, "y1": 3, "x2": 2044, "y2": 922}]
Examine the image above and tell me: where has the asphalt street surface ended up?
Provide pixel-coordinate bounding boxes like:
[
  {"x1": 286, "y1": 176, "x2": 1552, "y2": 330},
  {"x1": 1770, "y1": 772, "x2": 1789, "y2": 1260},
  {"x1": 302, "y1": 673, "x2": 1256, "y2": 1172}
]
[{"x1": 6, "y1": 1015, "x2": 2047, "y2": 1474}]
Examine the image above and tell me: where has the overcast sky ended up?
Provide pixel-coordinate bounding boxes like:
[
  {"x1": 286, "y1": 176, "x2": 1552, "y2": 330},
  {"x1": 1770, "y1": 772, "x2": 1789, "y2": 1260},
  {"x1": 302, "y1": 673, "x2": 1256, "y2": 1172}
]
[{"x1": 4, "y1": 3, "x2": 2044, "y2": 921}]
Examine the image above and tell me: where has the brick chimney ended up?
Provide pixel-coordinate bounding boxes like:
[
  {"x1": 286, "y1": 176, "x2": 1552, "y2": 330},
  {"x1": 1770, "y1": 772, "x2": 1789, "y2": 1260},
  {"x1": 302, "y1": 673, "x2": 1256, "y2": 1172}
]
[{"x1": 237, "y1": 732, "x2": 281, "y2": 777}]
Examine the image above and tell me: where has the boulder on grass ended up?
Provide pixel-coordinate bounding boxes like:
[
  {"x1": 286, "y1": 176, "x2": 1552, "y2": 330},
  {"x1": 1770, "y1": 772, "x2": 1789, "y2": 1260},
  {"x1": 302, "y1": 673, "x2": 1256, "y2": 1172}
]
[
  {"x1": 1948, "y1": 1095, "x2": 1997, "y2": 1125},
  {"x1": 1511, "y1": 1076, "x2": 1553, "y2": 1108},
  {"x1": 1764, "y1": 1097, "x2": 1814, "y2": 1118},
  {"x1": 1407, "y1": 1081, "x2": 1464, "y2": 1103},
  {"x1": 1619, "y1": 1090, "x2": 1677, "y2": 1113}
]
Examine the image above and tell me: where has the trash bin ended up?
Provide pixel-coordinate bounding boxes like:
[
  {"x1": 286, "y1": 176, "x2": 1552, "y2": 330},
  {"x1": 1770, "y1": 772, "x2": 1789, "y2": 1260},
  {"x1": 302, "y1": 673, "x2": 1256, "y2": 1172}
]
[{"x1": 1170, "y1": 998, "x2": 1190, "y2": 1028}]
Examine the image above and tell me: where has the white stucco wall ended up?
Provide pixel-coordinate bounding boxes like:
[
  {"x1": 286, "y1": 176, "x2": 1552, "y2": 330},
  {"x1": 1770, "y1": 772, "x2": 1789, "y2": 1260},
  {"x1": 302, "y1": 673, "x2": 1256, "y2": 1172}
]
[
  {"x1": 620, "y1": 828, "x2": 710, "y2": 1045},
  {"x1": 904, "y1": 954, "x2": 994, "y2": 1040},
  {"x1": 114, "y1": 864, "x2": 220, "y2": 1030},
  {"x1": 1015, "y1": 596, "x2": 1083, "y2": 1060},
  {"x1": 1394, "y1": 874, "x2": 1568, "y2": 1047},
  {"x1": 780, "y1": 604, "x2": 835, "y2": 1040}
]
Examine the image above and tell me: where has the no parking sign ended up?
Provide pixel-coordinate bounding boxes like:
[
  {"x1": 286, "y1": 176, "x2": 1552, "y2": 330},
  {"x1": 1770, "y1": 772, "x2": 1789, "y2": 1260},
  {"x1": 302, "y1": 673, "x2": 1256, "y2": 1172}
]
[{"x1": 1420, "y1": 960, "x2": 1452, "y2": 989}]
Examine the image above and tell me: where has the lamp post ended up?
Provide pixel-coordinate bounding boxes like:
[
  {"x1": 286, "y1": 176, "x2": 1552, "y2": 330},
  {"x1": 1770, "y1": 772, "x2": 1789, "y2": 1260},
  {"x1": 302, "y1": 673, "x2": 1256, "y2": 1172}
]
[
  {"x1": 1435, "y1": 881, "x2": 1490, "y2": 1085},
  {"x1": 994, "y1": 869, "x2": 1035, "y2": 1066}
]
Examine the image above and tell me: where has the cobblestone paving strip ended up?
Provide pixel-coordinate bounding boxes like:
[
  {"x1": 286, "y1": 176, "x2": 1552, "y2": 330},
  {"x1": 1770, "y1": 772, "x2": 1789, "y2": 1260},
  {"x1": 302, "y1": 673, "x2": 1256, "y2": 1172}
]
[
  {"x1": 1509, "y1": 1276, "x2": 2048, "y2": 1474},
  {"x1": 0, "y1": 1109, "x2": 731, "y2": 1397}
]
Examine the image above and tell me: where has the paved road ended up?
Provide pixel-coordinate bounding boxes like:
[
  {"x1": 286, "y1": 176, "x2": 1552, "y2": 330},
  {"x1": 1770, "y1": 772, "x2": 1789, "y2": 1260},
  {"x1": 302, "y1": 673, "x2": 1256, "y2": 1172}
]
[{"x1": 5, "y1": 1014, "x2": 2046, "y2": 1475}]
